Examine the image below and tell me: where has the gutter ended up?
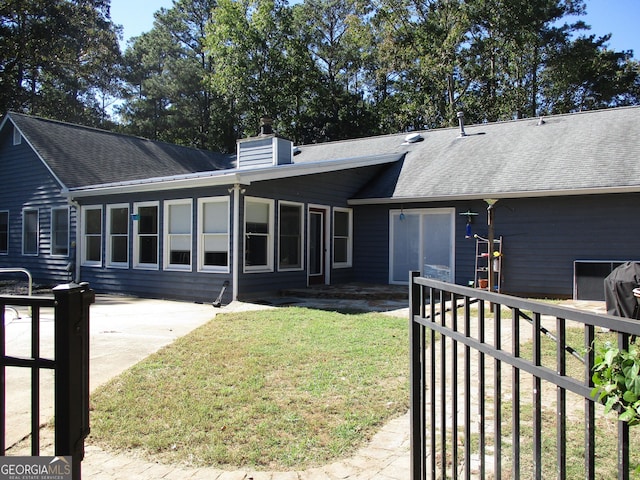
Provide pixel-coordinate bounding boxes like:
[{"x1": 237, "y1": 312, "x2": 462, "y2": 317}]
[
  {"x1": 231, "y1": 184, "x2": 241, "y2": 302},
  {"x1": 347, "y1": 185, "x2": 640, "y2": 205},
  {"x1": 67, "y1": 197, "x2": 81, "y2": 283}
]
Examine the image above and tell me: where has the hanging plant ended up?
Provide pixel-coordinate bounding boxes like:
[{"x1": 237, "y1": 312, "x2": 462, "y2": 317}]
[{"x1": 591, "y1": 342, "x2": 640, "y2": 425}]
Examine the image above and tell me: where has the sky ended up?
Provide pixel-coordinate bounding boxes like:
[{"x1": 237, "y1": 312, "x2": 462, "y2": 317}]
[{"x1": 109, "y1": 0, "x2": 640, "y2": 57}]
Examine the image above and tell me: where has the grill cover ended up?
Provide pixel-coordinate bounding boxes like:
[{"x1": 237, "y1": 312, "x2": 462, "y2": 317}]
[{"x1": 604, "y1": 262, "x2": 640, "y2": 318}]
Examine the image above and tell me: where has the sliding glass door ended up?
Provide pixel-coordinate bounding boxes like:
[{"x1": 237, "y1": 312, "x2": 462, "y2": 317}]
[{"x1": 389, "y1": 208, "x2": 455, "y2": 284}]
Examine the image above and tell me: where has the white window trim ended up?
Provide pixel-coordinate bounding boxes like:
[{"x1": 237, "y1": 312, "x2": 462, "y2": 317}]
[
  {"x1": 197, "y1": 196, "x2": 230, "y2": 273},
  {"x1": 388, "y1": 207, "x2": 456, "y2": 285},
  {"x1": 0, "y1": 210, "x2": 9, "y2": 255},
  {"x1": 22, "y1": 208, "x2": 39, "y2": 256},
  {"x1": 133, "y1": 201, "x2": 159, "y2": 270},
  {"x1": 50, "y1": 206, "x2": 69, "y2": 258},
  {"x1": 163, "y1": 199, "x2": 193, "y2": 272},
  {"x1": 106, "y1": 203, "x2": 129, "y2": 268},
  {"x1": 332, "y1": 207, "x2": 353, "y2": 268},
  {"x1": 244, "y1": 196, "x2": 275, "y2": 273},
  {"x1": 81, "y1": 205, "x2": 102, "y2": 267},
  {"x1": 13, "y1": 127, "x2": 21, "y2": 146},
  {"x1": 278, "y1": 201, "x2": 304, "y2": 272}
]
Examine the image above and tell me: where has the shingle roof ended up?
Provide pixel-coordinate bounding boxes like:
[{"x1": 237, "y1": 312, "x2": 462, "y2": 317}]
[
  {"x1": 7, "y1": 107, "x2": 640, "y2": 200},
  {"x1": 293, "y1": 106, "x2": 640, "y2": 202},
  {"x1": 7, "y1": 112, "x2": 235, "y2": 189}
]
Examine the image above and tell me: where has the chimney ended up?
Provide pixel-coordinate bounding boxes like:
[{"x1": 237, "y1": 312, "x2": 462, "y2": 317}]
[
  {"x1": 457, "y1": 111, "x2": 466, "y2": 137},
  {"x1": 259, "y1": 117, "x2": 273, "y2": 136}
]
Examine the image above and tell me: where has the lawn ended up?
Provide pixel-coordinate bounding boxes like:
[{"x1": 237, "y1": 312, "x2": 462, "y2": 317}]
[{"x1": 88, "y1": 307, "x2": 409, "y2": 470}]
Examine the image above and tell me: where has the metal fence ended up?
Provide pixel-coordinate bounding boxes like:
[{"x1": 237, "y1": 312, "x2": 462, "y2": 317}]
[
  {"x1": 410, "y1": 272, "x2": 640, "y2": 480},
  {"x1": 0, "y1": 282, "x2": 94, "y2": 480}
]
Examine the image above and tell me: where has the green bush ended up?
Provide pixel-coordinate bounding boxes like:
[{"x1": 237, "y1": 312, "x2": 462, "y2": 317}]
[{"x1": 591, "y1": 343, "x2": 640, "y2": 425}]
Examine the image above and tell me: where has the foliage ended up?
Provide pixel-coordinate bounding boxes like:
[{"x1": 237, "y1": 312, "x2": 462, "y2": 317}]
[
  {"x1": 592, "y1": 342, "x2": 640, "y2": 425},
  {"x1": 116, "y1": 0, "x2": 229, "y2": 150},
  {"x1": 1, "y1": 0, "x2": 639, "y2": 143},
  {"x1": 0, "y1": 0, "x2": 121, "y2": 126}
]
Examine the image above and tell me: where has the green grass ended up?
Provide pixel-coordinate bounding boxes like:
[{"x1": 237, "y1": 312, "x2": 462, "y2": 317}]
[{"x1": 88, "y1": 307, "x2": 409, "y2": 470}]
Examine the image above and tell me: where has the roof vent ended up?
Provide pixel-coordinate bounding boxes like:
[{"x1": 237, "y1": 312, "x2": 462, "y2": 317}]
[
  {"x1": 537, "y1": 116, "x2": 546, "y2": 126},
  {"x1": 293, "y1": 146, "x2": 301, "y2": 156},
  {"x1": 403, "y1": 132, "x2": 424, "y2": 144},
  {"x1": 457, "y1": 111, "x2": 466, "y2": 137}
]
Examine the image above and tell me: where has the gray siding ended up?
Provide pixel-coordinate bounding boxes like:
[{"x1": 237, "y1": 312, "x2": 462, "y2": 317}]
[
  {"x1": 353, "y1": 204, "x2": 390, "y2": 283},
  {"x1": 488, "y1": 195, "x2": 640, "y2": 297},
  {"x1": 352, "y1": 195, "x2": 640, "y2": 298},
  {"x1": 0, "y1": 127, "x2": 75, "y2": 287}
]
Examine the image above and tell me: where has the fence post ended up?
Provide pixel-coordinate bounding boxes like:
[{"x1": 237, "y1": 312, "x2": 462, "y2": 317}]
[
  {"x1": 53, "y1": 282, "x2": 95, "y2": 480},
  {"x1": 409, "y1": 271, "x2": 423, "y2": 480}
]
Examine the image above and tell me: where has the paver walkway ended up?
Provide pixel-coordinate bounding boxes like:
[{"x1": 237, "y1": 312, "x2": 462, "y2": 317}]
[{"x1": 81, "y1": 412, "x2": 410, "y2": 480}]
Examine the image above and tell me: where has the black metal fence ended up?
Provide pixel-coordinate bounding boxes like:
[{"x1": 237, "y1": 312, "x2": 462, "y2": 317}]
[
  {"x1": 410, "y1": 272, "x2": 640, "y2": 480},
  {"x1": 0, "y1": 282, "x2": 94, "y2": 480}
]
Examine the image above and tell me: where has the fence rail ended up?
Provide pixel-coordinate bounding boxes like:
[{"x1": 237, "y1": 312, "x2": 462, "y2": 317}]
[
  {"x1": 0, "y1": 282, "x2": 94, "y2": 480},
  {"x1": 410, "y1": 272, "x2": 640, "y2": 480}
]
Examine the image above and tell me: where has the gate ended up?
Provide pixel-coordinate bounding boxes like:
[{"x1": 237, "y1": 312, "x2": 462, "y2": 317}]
[
  {"x1": 0, "y1": 282, "x2": 94, "y2": 480},
  {"x1": 410, "y1": 272, "x2": 640, "y2": 479}
]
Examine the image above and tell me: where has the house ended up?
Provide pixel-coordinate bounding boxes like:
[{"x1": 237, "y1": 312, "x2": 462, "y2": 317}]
[{"x1": 1, "y1": 107, "x2": 639, "y2": 303}]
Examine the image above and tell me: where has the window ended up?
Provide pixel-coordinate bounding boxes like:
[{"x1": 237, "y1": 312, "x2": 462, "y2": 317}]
[
  {"x1": 81, "y1": 206, "x2": 102, "y2": 265},
  {"x1": 279, "y1": 202, "x2": 303, "y2": 270},
  {"x1": 13, "y1": 126, "x2": 21, "y2": 146},
  {"x1": 107, "y1": 204, "x2": 129, "y2": 267},
  {"x1": 22, "y1": 209, "x2": 38, "y2": 255},
  {"x1": 244, "y1": 197, "x2": 274, "y2": 272},
  {"x1": 164, "y1": 199, "x2": 192, "y2": 271},
  {"x1": 51, "y1": 207, "x2": 69, "y2": 256},
  {"x1": 197, "y1": 197, "x2": 229, "y2": 272},
  {"x1": 0, "y1": 211, "x2": 8, "y2": 254},
  {"x1": 333, "y1": 208, "x2": 352, "y2": 267},
  {"x1": 133, "y1": 202, "x2": 158, "y2": 269}
]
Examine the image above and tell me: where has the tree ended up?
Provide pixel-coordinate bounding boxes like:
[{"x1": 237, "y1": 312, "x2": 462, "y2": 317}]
[
  {"x1": 462, "y1": 0, "x2": 586, "y2": 121},
  {"x1": 369, "y1": 0, "x2": 470, "y2": 130},
  {"x1": 541, "y1": 34, "x2": 640, "y2": 113},
  {"x1": 291, "y1": 0, "x2": 379, "y2": 140},
  {"x1": 117, "y1": 28, "x2": 177, "y2": 141},
  {"x1": 206, "y1": 0, "x2": 305, "y2": 146},
  {"x1": 117, "y1": 0, "x2": 233, "y2": 150},
  {"x1": 0, "y1": 0, "x2": 121, "y2": 125}
]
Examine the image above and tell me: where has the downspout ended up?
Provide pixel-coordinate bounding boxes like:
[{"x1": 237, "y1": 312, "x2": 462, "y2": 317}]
[
  {"x1": 68, "y1": 197, "x2": 81, "y2": 283},
  {"x1": 232, "y1": 184, "x2": 241, "y2": 301}
]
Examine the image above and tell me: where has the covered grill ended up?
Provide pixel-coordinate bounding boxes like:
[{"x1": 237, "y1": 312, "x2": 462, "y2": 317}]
[{"x1": 604, "y1": 262, "x2": 640, "y2": 318}]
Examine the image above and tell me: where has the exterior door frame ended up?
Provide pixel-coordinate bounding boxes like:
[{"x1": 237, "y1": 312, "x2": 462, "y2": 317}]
[{"x1": 307, "y1": 205, "x2": 330, "y2": 286}]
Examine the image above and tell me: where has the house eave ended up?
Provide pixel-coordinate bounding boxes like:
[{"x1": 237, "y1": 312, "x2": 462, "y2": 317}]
[
  {"x1": 63, "y1": 153, "x2": 403, "y2": 198},
  {"x1": 347, "y1": 185, "x2": 640, "y2": 205}
]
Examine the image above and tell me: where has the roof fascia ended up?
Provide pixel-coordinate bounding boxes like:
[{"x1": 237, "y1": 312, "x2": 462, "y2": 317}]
[
  {"x1": 0, "y1": 114, "x2": 10, "y2": 131},
  {"x1": 64, "y1": 153, "x2": 403, "y2": 198},
  {"x1": 348, "y1": 185, "x2": 640, "y2": 205},
  {"x1": 5, "y1": 113, "x2": 69, "y2": 190}
]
